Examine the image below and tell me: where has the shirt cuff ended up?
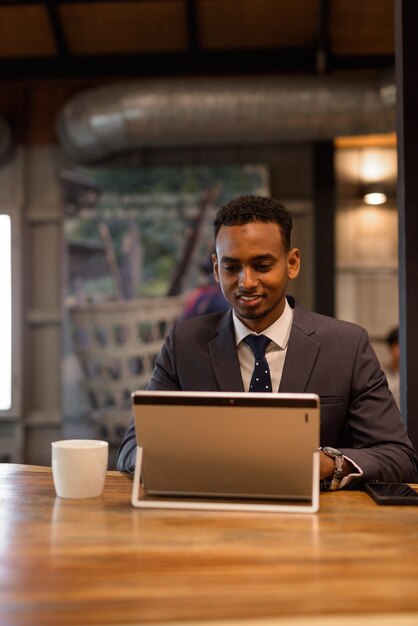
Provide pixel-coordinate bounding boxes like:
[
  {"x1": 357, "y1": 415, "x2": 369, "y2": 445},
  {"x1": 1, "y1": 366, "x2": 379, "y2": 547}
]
[{"x1": 339, "y1": 454, "x2": 363, "y2": 489}]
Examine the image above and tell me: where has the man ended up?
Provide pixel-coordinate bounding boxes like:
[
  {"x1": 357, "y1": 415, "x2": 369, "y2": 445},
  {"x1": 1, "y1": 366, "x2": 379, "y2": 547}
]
[{"x1": 117, "y1": 195, "x2": 418, "y2": 488}]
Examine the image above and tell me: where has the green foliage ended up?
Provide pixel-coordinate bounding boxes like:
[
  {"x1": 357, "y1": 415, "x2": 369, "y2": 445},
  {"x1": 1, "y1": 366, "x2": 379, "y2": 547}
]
[{"x1": 65, "y1": 165, "x2": 268, "y2": 299}]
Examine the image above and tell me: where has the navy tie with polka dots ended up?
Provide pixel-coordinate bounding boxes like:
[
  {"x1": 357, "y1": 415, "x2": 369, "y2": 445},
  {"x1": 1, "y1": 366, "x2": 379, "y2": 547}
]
[{"x1": 243, "y1": 334, "x2": 272, "y2": 392}]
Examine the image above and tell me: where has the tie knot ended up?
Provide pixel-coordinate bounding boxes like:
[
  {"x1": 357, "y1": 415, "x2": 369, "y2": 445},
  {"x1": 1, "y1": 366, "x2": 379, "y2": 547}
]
[{"x1": 243, "y1": 334, "x2": 271, "y2": 359}]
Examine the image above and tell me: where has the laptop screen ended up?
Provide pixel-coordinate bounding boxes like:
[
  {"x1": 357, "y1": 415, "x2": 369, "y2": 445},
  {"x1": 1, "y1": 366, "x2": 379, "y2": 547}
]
[{"x1": 132, "y1": 391, "x2": 320, "y2": 509}]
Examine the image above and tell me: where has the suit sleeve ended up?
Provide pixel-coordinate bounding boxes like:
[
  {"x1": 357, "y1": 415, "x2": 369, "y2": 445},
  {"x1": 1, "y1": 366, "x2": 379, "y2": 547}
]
[
  {"x1": 339, "y1": 329, "x2": 418, "y2": 485},
  {"x1": 115, "y1": 325, "x2": 181, "y2": 473},
  {"x1": 147, "y1": 324, "x2": 182, "y2": 391},
  {"x1": 115, "y1": 418, "x2": 137, "y2": 474}
]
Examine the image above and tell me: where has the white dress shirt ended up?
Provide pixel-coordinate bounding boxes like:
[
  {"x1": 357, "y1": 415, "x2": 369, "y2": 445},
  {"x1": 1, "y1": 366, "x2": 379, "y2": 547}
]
[{"x1": 232, "y1": 298, "x2": 293, "y2": 392}]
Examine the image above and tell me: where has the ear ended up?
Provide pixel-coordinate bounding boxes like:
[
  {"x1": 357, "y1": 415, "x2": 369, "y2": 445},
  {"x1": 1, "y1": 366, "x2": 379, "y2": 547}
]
[
  {"x1": 287, "y1": 248, "x2": 300, "y2": 280},
  {"x1": 212, "y1": 253, "x2": 220, "y2": 283}
]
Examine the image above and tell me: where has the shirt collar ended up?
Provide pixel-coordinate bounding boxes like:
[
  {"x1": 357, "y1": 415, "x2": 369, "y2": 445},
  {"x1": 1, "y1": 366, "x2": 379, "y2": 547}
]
[{"x1": 232, "y1": 298, "x2": 294, "y2": 349}]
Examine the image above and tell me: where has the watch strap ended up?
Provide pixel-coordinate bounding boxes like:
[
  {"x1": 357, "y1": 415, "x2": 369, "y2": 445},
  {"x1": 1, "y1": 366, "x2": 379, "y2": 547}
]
[{"x1": 321, "y1": 447, "x2": 344, "y2": 491}]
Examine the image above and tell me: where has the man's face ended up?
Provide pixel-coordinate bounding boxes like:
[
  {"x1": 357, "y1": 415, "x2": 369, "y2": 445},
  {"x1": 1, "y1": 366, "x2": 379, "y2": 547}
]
[{"x1": 213, "y1": 221, "x2": 300, "y2": 333}]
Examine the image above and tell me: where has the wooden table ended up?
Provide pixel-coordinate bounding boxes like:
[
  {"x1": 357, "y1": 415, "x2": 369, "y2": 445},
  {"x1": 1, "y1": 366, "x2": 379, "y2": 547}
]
[{"x1": 1, "y1": 465, "x2": 418, "y2": 626}]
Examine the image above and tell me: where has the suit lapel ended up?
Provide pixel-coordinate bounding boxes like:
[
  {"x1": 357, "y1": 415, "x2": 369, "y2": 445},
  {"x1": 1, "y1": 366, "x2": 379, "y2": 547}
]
[
  {"x1": 209, "y1": 311, "x2": 244, "y2": 391},
  {"x1": 279, "y1": 301, "x2": 320, "y2": 393},
  {"x1": 206, "y1": 300, "x2": 320, "y2": 393}
]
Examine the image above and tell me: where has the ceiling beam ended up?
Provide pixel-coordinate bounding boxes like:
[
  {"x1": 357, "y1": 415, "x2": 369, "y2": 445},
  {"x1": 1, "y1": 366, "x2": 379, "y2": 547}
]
[
  {"x1": 328, "y1": 54, "x2": 394, "y2": 71},
  {"x1": 44, "y1": 1, "x2": 69, "y2": 57},
  {"x1": 316, "y1": 0, "x2": 330, "y2": 73},
  {"x1": 0, "y1": 48, "x2": 318, "y2": 81},
  {"x1": 0, "y1": 50, "x2": 393, "y2": 82},
  {"x1": 0, "y1": 0, "x2": 179, "y2": 4},
  {"x1": 185, "y1": 0, "x2": 199, "y2": 53}
]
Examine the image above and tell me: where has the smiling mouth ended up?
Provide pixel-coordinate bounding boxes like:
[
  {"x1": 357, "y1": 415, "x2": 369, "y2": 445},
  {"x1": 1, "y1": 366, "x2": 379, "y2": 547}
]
[{"x1": 237, "y1": 294, "x2": 263, "y2": 302}]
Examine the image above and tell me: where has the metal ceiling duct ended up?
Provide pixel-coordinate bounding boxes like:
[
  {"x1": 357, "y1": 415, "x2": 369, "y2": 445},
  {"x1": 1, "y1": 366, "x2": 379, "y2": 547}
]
[
  {"x1": 57, "y1": 72, "x2": 396, "y2": 162},
  {"x1": 0, "y1": 115, "x2": 13, "y2": 165}
]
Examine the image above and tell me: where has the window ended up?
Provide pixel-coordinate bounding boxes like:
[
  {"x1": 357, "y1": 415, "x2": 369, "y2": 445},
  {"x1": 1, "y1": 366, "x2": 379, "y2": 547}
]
[
  {"x1": 0, "y1": 215, "x2": 11, "y2": 410},
  {"x1": 0, "y1": 209, "x2": 20, "y2": 419}
]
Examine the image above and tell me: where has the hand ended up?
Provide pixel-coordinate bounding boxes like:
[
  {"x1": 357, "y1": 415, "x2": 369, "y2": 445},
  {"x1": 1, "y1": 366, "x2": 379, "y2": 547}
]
[{"x1": 320, "y1": 450, "x2": 335, "y2": 480}]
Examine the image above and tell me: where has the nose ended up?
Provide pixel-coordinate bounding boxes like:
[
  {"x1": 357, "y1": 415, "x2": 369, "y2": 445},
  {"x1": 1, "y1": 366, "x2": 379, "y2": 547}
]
[{"x1": 239, "y1": 267, "x2": 258, "y2": 291}]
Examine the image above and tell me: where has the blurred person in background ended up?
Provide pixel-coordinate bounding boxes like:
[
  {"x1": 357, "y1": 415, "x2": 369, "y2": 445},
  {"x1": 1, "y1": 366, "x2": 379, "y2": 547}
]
[{"x1": 181, "y1": 257, "x2": 229, "y2": 319}]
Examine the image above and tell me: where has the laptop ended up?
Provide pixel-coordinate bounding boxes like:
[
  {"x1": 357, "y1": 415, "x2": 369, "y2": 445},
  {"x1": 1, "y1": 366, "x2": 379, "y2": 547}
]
[{"x1": 131, "y1": 390, "x2": 320, "y2": 513}]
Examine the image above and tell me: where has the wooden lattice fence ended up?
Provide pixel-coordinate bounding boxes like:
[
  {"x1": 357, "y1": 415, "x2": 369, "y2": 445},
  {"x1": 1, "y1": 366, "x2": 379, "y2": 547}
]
[{"x1": 68, "y1": 296, "x2": 185, "y2": 446}]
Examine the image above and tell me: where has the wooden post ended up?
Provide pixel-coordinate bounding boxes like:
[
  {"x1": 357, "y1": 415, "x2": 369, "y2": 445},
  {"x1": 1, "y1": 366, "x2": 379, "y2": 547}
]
[
  {"x1": 395, "y1": 0, "x2": 418, "y2": 448},
  {"x1": 313, "y1": 141, "x2": 335, "y2": 317}
]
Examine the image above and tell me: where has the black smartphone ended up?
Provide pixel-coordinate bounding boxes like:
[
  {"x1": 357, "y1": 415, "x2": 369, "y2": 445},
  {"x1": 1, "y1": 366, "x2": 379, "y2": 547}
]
[{"x1": 365, "y1": 482, "x2": 418, "y2": 505}]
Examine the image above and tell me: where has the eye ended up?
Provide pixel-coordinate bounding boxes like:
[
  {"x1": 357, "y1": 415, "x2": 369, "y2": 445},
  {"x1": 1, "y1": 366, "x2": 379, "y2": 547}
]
[
  {"x1": 255, "y1": 263, "x2": 272, "y2": 272},
  {"x1": 223, "y1": 265, "x2": 240, "y2": 273}
]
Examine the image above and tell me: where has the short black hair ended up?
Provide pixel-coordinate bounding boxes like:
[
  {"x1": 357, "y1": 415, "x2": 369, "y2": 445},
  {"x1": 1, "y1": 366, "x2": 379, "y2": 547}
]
[{"x1": 214, "y1": 195, "x2": 292, "y2": 250}]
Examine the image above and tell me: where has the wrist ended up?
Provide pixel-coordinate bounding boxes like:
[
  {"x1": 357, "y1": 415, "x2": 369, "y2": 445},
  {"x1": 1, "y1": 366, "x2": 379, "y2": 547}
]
[
  {"x1": 320, "y1": 446, "x2": 344, "y2": 491},
  {"x1": 320, "y1": 452, "x2": 335, "y2": 480}
]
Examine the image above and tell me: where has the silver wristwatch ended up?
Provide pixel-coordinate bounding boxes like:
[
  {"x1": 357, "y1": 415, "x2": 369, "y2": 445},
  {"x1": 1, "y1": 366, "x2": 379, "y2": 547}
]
[{"x1": 321, "y1": 446, "x2": 344, "y2": 491}]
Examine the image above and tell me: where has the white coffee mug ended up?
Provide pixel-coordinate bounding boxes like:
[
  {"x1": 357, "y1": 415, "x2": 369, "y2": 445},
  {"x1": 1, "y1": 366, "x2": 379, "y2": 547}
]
[{"x1": 51, "y1": 439, "x2": 109, "y2": 499}]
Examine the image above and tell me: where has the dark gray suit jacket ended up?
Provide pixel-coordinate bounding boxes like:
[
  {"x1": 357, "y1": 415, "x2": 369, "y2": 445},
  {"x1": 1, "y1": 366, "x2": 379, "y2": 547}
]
[{"x1": 117, "y1": 297, "x2": 418, "y2": 484}]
